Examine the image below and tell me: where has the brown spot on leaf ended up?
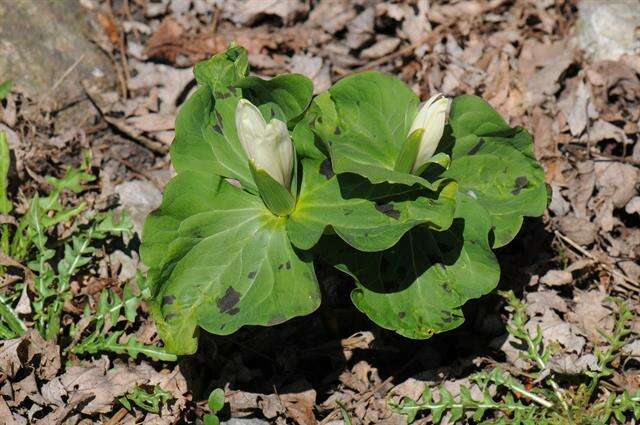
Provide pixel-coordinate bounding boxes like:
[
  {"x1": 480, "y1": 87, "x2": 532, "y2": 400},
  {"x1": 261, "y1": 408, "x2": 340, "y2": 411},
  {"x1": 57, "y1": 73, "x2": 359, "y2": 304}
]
[
  {"x1": 227, "y1": 307, "x2": 240, "y2": 315},
  {"x1": 248, "y1": 271, "x2": 257, "y2": 279},
  {"x1": 267, "y1": 315, "x2": 286, "y2": 326},
  {"x1": 398, "y1": 312, "x2": 406, "y2": 319},
  {"x1": 468, "y1": 138, "x2": 485, "y2": 155},
  {"x1": 375, "y1": 203, "x2": 400, "y2": 220},
  {"x1": 214, "y1": 111, "x2": 224, "y2": 125},
  {"x1": 162, "y1": 295, "x2": 175, "y2": 305},
  {"x1": 319, "y1": 159, "x2": 334, "y2": 180},
  {"x1": 217, "y1": 287, "x2": 241, "y2": 313},
  {"x1": 511, "y1": 176, "x2": 529, "y2": 195}
]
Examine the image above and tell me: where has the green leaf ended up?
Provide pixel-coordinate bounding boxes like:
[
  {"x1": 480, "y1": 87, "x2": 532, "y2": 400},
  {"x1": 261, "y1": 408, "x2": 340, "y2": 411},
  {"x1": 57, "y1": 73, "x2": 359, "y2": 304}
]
[
  {"x1": 0, "y1": 80, "x2": 11, "y2": 100},
  {"x1": 208, "y1": 388, "x2": 225, "y2": 413},
  {"x1": 444, "y1": 95, "x2": 547, "y2": 247},
  {"x1": 145, "y1": 182, "x2": 320, "y2": 354},
  {"x1": 314, "y1": 72, "x2": 439, "y2": 190},
  {"x1": 204, "y1": 414, "x2": 220, "y2": 425},
  {"x1": 237, "y1": 74, "x2": 314, "y2": 122},
  {"x1": 0, "y1": 131, "x2": 11, "y2": 214},
  {"x1": 194, "y1": 44, "x2": 249, "y2": 96},
  {"x1": 448, "y1": 94, "x2": 512, "y2": 141},
  {"x1": 318, "y1": 196, "x2": 498, "y2": 339},
  {"x1": 141, "y1": 171, "x2": 224, "y2": 289},
  {"x1": 287, "y1": 158, "x2": 457, "y2": 252},
  {"x1": 0, "y1": 296, "x2": 26, "y2": 336}
]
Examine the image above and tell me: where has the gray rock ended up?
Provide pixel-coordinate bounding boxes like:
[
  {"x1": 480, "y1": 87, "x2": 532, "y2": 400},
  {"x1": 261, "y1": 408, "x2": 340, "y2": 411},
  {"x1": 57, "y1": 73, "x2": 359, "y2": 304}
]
[
  {"x1": 0, "y1": 0, "x2": 114, "y2": 109},
  {"x1": 115, "y1": 180, "x2": 161, "y2": 235},
  {"x1": 576, "y1": 2, "x2": 640, "y2": 62}
]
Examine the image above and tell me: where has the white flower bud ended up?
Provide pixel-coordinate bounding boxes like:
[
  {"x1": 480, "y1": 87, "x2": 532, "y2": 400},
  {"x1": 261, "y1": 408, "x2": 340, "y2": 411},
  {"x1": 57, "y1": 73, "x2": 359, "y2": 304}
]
[
  {"x1": 409, "y1": 93, "x2": 451, "y2": 173},
  {"x1": 236, "y1": 99, "x2": 294, "y2": 189}
]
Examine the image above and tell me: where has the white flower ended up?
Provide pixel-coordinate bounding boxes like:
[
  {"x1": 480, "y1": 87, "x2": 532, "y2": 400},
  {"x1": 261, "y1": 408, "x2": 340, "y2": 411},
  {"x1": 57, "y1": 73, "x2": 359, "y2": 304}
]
[
  {"x1": 408, "y1": 93, "x2": 451, "y2": 173},
  {"x1": 235, "y1": 99, "x2": 294, "y2": 189}
]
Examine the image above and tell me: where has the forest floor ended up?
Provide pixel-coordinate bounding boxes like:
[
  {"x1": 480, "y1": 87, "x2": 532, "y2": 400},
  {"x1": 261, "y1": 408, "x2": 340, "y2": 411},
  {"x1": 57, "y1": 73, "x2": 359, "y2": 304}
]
[{"x1": 0, "y1": 0, "x2": 639, "y2": 424}]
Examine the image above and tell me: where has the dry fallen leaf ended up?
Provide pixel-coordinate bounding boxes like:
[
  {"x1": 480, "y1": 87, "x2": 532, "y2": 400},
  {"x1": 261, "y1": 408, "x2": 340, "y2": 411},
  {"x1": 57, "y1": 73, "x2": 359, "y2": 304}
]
[
  {"x1": 539, "y1": 270, "x2": 573, "y2": 287},
  {"x1": 558, "y1": 216, "x2": 598, "y2": 246},
  {"x1": 42, "y1": 358, "x2": 160, "y2": 414},
  {"x1": 0, "y1": 331, "x2": 60, "y2": 379},
  {"x1": 548, "y1": 353, "x2": 599, "y2": 375},
  {"x1": 566, "y1": 290, "x2": 615, "y2": 343},
  {"x1": 290, "y1": 54, "x2": 331, "y2": 94},
  {"x1": 526, "y1": 310, "x2": 586, "y2": 354},
  {"x1": 594, "y1": 162, "x2": 639, "y2": 209},
  {"x1": 526, "y1": 290, "x2": 569, "y2": 316},
  {"x1": 558, "y1": 77, "x2": 590, "y2": 136}
]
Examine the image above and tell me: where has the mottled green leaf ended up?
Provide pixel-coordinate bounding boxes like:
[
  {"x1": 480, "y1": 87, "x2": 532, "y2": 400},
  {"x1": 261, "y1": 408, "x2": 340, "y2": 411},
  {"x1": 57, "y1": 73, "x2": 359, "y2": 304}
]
[
  {"x1": 315, "y1": 72, "x2": 439, "y2": 190},
  {"x1": 141, "y1": 171, "x2": 224, "y2": 285},
  {"x1": 194, "y1": 45, "x2": 248, "y2": 96},
  {"x1": 237, "y1": 74, "x2": 313, "y2": 122},
  {"x1": 144, "y1": 181, "x2": 320, "y2": 354},
  {"x1": 287, "y1": 158, "x2": 457, "y2": 252},
  {"x1": 444, "y1": 95, "x2": 547, "y2": 247},
  {"x1": 319, "y1": 196, "x2": 498, "y2": 339}
]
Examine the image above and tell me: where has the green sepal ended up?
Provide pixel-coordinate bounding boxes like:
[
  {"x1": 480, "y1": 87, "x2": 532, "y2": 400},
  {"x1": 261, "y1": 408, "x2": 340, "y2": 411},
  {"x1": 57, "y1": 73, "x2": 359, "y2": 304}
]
[
  {"x1": 393, "y1": 129, "x2": 423, "y2": 174},
  {"x1": 249, "y1": 162, "x2": 296, "y2": 217},
  {"x1": 412, "y1": 152, "x2": 451, "y2": 177}
]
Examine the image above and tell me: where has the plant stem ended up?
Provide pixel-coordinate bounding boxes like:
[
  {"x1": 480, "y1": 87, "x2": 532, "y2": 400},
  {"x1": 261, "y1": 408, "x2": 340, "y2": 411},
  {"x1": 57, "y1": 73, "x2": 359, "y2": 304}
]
[{"x1": 522, "y1": 332, "x2": 571, "y2": 417}]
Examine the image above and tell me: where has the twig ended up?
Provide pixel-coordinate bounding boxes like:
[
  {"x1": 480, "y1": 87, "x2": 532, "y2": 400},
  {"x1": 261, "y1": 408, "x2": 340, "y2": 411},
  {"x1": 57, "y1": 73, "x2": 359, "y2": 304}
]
[
  {"x1": 83, "y1": 86, "x2": 169, "y2": 154},
  {"x1": 554, "y1": 231, "x2": 639, "y2": 294},
  {"x1": 211, "y1": 6, "x2": 221, "y2": 35},
  {"x1": 107, "y1": 0, "x2": 130, "y2": 98},
  {"x1": 590, "y1": 149, "x2": 640, "y2": 166},
  {"x1": 111, "y1": 153, "x2": 164, "y2": 190},
  {"x1": 320, "y1": 351, "x2": 424, "y2": 424},
  {"x1": 50, "y1": 54, "x2": 86, "y2": 94},
  {"x1": 352, "y1": 23, "x2": 454, "y2": 74},
  {"x1": 105, "y1": 407, "x2": 129, "y2": 425},
  {"x1": 320, "y1": 376, "x2": 395, "y2": 424},
  {"x1": 353, "y1": 37, "x2": 428, "y2": 74}
]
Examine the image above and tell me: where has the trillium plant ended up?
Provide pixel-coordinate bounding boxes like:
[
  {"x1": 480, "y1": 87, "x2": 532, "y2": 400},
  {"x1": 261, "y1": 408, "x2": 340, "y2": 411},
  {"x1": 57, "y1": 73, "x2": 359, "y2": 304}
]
[{"x1": 142, "y1": 45, "x2": 547, "y2": 354}]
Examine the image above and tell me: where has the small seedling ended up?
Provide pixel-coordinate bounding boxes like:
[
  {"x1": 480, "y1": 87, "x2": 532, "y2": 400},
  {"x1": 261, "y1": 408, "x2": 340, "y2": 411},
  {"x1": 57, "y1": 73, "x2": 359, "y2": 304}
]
[
  {"x1": 119, "y1": 385, "x2": 172, "y2": 414},
  {"x1": 204, "y1": 388, "x2": 226, "y2": 425},
  {"x1": 392, "y1": 291, "x2": 640, "y2": 424},
  {"x1": 0, "y1": 141, "x2": 175, "y2": 361}
]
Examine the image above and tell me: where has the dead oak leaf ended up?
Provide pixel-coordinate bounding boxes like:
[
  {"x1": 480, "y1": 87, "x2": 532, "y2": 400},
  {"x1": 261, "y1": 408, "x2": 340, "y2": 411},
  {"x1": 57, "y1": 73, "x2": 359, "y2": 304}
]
[
  {"x1": 526, "y1": 290, "x2": 569, "y2": 315},
  {"x1": 526, "y1": 310, "x2": 586, "y2": 354},
  {"x1": 594, "y1": 162, "x2": 639, "y2": 209},
  {"x1": 0, "y1": 330, "x2": 60, "y2": 379},
  {"x1": 566, "y1": 290, "x2": 615, "y2": 343},
  {"x1": 42, "y1": 358, "x2": 158, "y2": 414},
  {"x1": 558, "y1": 77, "x2": 590, "y2": 136}
]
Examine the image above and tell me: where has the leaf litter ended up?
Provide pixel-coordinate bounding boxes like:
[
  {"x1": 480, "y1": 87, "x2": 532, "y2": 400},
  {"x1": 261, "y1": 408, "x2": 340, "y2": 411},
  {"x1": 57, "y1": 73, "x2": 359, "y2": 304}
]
[{"x1": 0, "y1": 0, "x2": 638, "y2": 423}]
